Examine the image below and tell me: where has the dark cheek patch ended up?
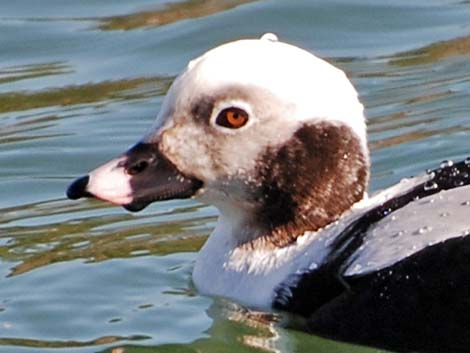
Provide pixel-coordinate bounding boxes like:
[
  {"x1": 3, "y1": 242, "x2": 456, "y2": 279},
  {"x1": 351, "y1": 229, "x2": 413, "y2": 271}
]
[{"x1": 252, "y1": 122, "x2": 369, "y2": 247}]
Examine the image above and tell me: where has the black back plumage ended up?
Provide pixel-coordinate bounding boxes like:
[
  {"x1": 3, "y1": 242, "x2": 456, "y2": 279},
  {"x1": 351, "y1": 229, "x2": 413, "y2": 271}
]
[{"x1": 273, "y1": 158, "x2": 470, "y2": 353}]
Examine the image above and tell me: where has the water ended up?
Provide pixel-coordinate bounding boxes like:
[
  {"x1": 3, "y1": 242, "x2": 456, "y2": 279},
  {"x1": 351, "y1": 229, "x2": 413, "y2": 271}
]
[{"x1": 1, "y1": 1, "x2": 470, "y2": 352}]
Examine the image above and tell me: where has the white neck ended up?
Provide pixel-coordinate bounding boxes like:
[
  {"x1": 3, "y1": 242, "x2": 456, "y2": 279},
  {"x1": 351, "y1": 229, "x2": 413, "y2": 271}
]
[{"x1": 192, "y1": 208, "x2": 332, "y2": 308}]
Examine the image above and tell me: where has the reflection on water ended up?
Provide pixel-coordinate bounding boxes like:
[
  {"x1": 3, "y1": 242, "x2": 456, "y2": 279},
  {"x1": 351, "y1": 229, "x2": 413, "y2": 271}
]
[
  {"x1": 0, "y1": 62, "x2": 70, "y2": 85},
  {"x1": 0, "y1": 335, "x2": 149, "y2": 350},
  {"x1": 97, "y1": 0, "x2": 258, "y2": 31},
  {"x1": 370, "y1": 124, "x2": 466, "y2": 150},
  {"x1": 0, "y1": 74, "x2": 172, "y2": 146},
  {"x1": 1, "y1": 0, "x2": 470, "y2": 352},
  {"x1": 0, "y1": 76, "x2": 172, "y2": 114},
  {"x1": 391, "y1": 36, "x2": 470, "y2": 66},
  {"x1": 0, "y1": 115, "x2": 65, "y2": 145},
  {"x1": 0, "y1": 199, "x2": 210, "y2": 276}
]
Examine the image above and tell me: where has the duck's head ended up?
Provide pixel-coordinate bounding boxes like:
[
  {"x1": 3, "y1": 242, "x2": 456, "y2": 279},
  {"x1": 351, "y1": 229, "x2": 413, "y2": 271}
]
[{"x1": 67, "y1": 34, "x2": 369, "y2": 246}]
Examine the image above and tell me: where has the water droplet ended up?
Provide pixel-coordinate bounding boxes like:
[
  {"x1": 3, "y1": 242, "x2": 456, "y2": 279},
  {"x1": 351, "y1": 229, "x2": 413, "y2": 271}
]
[
  {"x1": 441, "y1": 160, "x2": 454, "y2": 168},
  {"x1": 351, "y1": 264, "x2": 362, "y2": 273},
  {"x1": 308, "y1": 262, "x2": 318, "y2": 271},
  {"x1": 440, "y1": 212, "x2": 450, "y2": 218},
  {"x1": 418, "y1": 197, "x2": 435, "y2": 205},
  {"x1": 391, "y1": 230, "x2": 405, "y2": 238},
  {"x1": 461, "y1": 201, "x2": 470, "y2": 206},
  {"x1": 424, "y1": 181, "x2": 438, "y2": 191},
  {"x1": 451, "y1": 167, "x2": 460, "y2": 177},
  {"x1": 413, "y1": 226, "x2": 432, "y2": 235},
  {"x1": 462, "y1": 230, "x2": 470, "y2": 236}
]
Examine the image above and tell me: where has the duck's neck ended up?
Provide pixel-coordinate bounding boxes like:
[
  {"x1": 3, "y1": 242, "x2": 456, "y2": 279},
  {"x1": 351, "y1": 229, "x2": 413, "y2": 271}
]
[
  {"x1": 202, "y1": 122, "x2": 370, "y2": 250},
  {"x1": 193, "y1": 122, "x2": 369, "y2": 306},
  {"x1": 193, "y1": 209, "x2": 308, "y2": 308},
  {"x1": 193, "y1": 200, "x2": 354, "y2": 308}
]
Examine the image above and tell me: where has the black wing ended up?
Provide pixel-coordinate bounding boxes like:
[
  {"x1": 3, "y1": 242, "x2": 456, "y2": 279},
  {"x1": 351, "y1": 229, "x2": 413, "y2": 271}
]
[{"x1": 308, "y1": 235, "x2": 470, "y2": 353}]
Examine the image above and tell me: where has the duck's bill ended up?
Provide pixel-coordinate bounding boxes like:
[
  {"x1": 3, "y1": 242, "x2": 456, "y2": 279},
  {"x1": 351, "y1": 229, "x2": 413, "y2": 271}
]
[{"x1": 66, "y1": 143, "x2": 203, "y2": 212}]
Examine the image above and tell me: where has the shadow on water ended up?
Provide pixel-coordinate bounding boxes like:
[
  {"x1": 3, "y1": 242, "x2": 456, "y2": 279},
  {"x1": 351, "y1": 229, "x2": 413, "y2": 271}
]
[{"x1": 96, "y1": 0, "x2": 259, "y2": 31}]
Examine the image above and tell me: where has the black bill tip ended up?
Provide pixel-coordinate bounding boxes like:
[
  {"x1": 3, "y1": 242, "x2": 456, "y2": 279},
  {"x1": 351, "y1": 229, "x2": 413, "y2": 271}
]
[{"x1": 66, "y1": 175, "x2": 92, "y2": 200}]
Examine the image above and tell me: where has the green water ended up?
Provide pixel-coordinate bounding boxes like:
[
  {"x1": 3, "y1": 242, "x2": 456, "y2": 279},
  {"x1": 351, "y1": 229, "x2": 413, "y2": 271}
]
[{"x1": 1, "y1": 1, "x2": 470, "y2": 352}]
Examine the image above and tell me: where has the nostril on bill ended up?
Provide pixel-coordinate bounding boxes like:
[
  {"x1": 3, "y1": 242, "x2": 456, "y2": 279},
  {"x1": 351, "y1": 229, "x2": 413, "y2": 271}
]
[
  {"x1": 127, "y1": 160, "x2": 149, "y2": 175},
  {"x1": 66, "y1": 175, "x2": 91, "y2": 200}
]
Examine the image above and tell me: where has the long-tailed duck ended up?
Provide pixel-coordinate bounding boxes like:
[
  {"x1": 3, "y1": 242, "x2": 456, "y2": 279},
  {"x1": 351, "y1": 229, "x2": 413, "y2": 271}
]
[{"x1": 67, "y1": 34, "x2": 470, "y2": 353}]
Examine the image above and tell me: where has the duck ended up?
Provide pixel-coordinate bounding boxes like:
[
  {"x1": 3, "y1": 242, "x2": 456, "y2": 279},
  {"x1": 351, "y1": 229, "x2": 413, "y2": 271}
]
[{"x1": 67, "y1": 34, "x2": 470, "y2": 353}]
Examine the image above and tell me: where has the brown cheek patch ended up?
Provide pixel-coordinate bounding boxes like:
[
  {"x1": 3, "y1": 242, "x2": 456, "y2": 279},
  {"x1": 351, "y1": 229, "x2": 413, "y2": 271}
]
[{"x1": 251, "y1": 121, "x2": 369, "y2": 248}]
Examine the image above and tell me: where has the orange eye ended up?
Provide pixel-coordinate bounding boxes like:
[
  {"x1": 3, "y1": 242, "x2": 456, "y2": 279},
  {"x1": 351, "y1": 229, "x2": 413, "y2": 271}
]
[{"x1": 215, "y1": 107, "x2": 249, "y2": 129}]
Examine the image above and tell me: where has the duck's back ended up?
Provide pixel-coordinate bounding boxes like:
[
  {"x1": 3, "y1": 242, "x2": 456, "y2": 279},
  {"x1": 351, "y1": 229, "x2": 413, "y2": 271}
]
[{"x1": 274, "y1": 158, "x2": 470, "y2": 353}]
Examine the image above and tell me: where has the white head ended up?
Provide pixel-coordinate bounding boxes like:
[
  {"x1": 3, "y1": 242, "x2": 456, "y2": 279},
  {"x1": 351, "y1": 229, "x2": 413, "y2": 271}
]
[{"x1": 67, "y1": 34, "x2": 369, "y2": 247}]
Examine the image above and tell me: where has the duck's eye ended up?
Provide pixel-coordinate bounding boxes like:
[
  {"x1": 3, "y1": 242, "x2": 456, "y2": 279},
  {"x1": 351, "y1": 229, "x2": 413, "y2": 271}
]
[{"x1": 215, "y1": 107, "x2": 249, "y2": 129}]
